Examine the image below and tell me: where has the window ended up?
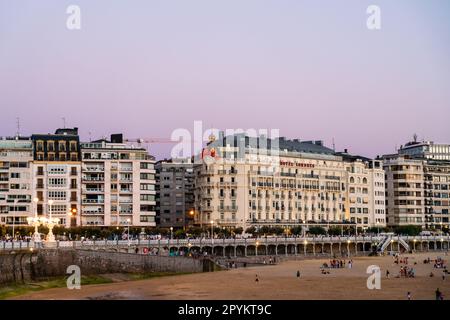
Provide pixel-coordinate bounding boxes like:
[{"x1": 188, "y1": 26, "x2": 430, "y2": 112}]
[
  {"x1": 10, "y1": 173, "x2": 20, "y2": 179},
  {"x1": 140, "y1": 194, "x2": 155, "y2": 201},
  {"x1": 140, "y1": 183, "x2": 154, "y2": 191},
  {"x1": 48, "y1": 191, "x2": 67, "y2": 200},
  {"x1": 140, "y1": 173, "x2": 155, "y2": 180},
  {"x1": 48, "y1": 178, "x2": 67, "y2": 187}
]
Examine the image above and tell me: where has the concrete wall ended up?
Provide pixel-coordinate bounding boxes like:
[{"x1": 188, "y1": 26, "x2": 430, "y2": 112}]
[{"x1": 0, "y1": 249, "x2": 210, "y2": 285}]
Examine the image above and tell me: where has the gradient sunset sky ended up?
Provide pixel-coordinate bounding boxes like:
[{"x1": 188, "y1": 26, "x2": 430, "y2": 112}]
[{"x1": 1, "y1": 0, "x2": 449, "y2": 159}]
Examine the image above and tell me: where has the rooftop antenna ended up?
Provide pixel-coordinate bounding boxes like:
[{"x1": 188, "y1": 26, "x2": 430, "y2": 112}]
[
  {"x1": 413, "y1": 133, "x2": 417, "y2": 143},
  {"x1": 88, "y1": 131, "x2": 92, "y2": 142},
  {"x1": 332, "y1": 138, "x2": 336, "y2": 152},
  {"x1": 16, "y1": 117, "x2": 20, "y2": 138},
  {"x1": 62, "y1": 117, "x2": 66, "y2": 129}
]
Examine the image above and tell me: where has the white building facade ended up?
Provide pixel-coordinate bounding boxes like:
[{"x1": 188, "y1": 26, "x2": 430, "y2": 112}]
[
  {"x1": 80, "y1": 135, "x2": 156, "y2": 227},
  {"x1": 0, "y1": 137, "x2": 34, "y2": 227},
  {"x1": 194, "y1": 134, "x2": 386, "y2": 230}
]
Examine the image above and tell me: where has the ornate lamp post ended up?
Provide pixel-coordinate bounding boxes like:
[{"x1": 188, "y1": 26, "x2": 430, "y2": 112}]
[
  {"x1": 26, "y1": 197, "x2": 42, "y2": 242},
  {"x1": 46, "y1": 200, "x2": 59, "y2": 243}
]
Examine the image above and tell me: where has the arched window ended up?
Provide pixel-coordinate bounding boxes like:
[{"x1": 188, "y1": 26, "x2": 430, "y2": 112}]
[
  {"x1": 363, "y1": 178, "x2": 368, "y2": 184},
  {"x1": 350, "y1": 177, "x2": 355, "y2": 183}
]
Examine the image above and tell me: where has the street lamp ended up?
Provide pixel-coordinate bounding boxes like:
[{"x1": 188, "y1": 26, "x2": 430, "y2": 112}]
[
  {"x1": 27, "y1": 197, "x2": 41, "y2": 242},
  {"x1": 170, "y1": 226, "x2": 173, "y2": 240},
  {"x1": 46, "y1": 200, "x2": 59, "y2": 243},
  {"x1": 11, "y1": 199, "x2": 18, "y2": 240},
  {"x1": 210, "y1": 220, "x2": 214, "y2": 241},
  {"x1": 127, "y1": 218, "x2": 131, "y2": 246},
  {"x1": 303, "y1": 220, "x2": 306, "y2": 238}
]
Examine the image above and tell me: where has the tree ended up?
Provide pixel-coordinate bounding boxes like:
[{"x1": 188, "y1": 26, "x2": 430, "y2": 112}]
[
  {"x1": 393, "y1": 225, "x2": 421, "y2": 236},
  {"x1": 327, "y1": 226, "x2": 342, "y2": 236},
  {"x1": 245, "y1": 226, "x2": 256, "y2": 235},
  {"x1": 290, "y1": 226, "x2": 303, "y2": 235},
  {"x1": 308, "y1": 226, "x2": 327, "y2": 235},
  {"x1": 233, "y1": 227, "x2": 243, "y2": 235},
  {"x1": 174, "y1": 229, "x2": 186, "y2": 239}
]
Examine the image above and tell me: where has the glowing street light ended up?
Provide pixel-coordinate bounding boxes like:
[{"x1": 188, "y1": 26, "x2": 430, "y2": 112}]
[
  {"x1": 45, "y1": 200, "x2": 59, "y2": 243},
  {"x1": 210, "y1": 220, "x2": 214, "y2": 240}
]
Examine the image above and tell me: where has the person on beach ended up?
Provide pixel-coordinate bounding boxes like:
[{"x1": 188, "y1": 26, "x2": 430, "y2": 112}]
[
  {"x1": 407, "y1": 292, "x2": 411, "y2": 300},
  {"x1": 436, "y1": 288, "x2": 442, "y2": 300},
  {"x1": 297, "y1": 270, "x2": 301, "y2": 278},
  {"x1": 255, "y1": 274, "x2": 259, "y2": 283},
  {"x1": 386, "y1": 270, "x2": 390, "y2": 278}
]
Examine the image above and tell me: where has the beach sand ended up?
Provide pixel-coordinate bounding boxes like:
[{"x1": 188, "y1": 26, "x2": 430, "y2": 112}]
[{"x1": 11, "y1": 252, "x2": 450, "y2": 300}]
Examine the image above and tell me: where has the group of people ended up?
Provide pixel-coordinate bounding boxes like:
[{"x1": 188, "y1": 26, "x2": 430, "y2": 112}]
[
  {"x1": 399, "y1": 266, "x2": 416, "y2": 278},
  {"x1": 432, "y1": 257, "x2": 447, "y2": 269},
  {"x1": 394, "y1": 255, "x2": 409, "y2": 265},
  {"x1": 321, "y1": 259, "x2": 353, "y2": 270}
]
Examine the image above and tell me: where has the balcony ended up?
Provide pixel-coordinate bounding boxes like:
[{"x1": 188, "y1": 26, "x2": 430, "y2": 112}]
[
  {"x1": 83, "y1": 188, "x2": 104, "y2": 193},
  {"x1": 119, "y1": 199, "x2": 133, "y2": 203},
  {"x1": 83, "y1": 166, "x2": 104, "y2": 172},
  {"x1": 82, "y1": 176, "x2": 104, "y2": 182},
  {"x1": 200, "y1": 169, "x2": 215, "y2": 176},
  {"x1": 36, "y1": 184, "x2": 44, "y2": 189},
  {"x1": 218, "y1": 170, "x2": 227, "y2": 174},
  {"x1": 82, "y1": 199, "x2": 104, "y2": 204},
  {"x1": 119, "y1": 167, "x2": 133, "y2": 172}
]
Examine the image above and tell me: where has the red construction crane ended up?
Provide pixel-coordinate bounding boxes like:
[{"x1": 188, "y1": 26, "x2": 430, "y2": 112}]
[{"x1": 124, "y1": 137, "x2": 197, "y2": 147}]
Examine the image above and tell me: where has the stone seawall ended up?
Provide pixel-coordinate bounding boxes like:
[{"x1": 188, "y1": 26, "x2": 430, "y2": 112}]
[{"x1": 0, "y1": 249, "x2": 213, "y2": 285}]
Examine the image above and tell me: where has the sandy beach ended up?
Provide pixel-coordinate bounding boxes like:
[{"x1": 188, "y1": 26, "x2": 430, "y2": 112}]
[{"x1": 11, "y1": 252, "x2": 450, "y2": 300}]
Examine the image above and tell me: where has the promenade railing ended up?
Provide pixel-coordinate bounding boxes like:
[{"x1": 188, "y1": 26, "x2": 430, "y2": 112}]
[{"x1": 1, "y1": 235, "x2": 450, "y2": 251}]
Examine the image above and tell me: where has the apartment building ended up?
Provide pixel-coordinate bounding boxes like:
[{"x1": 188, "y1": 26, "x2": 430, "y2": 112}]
[
  {"x1": 383, "y1": 155, "x2": 425, "y2": 227},
  {"x1": 0, "y1": 137, "x2": 34, "y2": 227},
  {"x1": 155, "y1": 158, "x2": 195, "y2": 228},
  {"x1": 339, "y1": 152, "x2": 386, "y2": 228},
  {"x1": 384, "y1": 136, "x2": 450, "y2": 229},
  {"x1": 194, "y1": 133, "x2": 362, "y2": 230},
  {"x1": 80, "y1": 134, "x2": 156, "y2": 227},
  {"x1": 423, "y1": 161, "x2": 450, "y2": 229},
  {"x1": 399, "y1": 139, "x2": 450, "y2": 161}
]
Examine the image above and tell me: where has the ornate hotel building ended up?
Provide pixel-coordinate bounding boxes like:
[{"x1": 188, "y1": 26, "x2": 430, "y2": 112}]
[
  {"x1": 80, "y1": 134, "x2": 156, "y2": 227},
  {"x1": 0, "y1": 137, "x2": 34, "y2": 227},
  {"x1": 193, "y1": 133, "x2": 386, "y2": 230}
]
